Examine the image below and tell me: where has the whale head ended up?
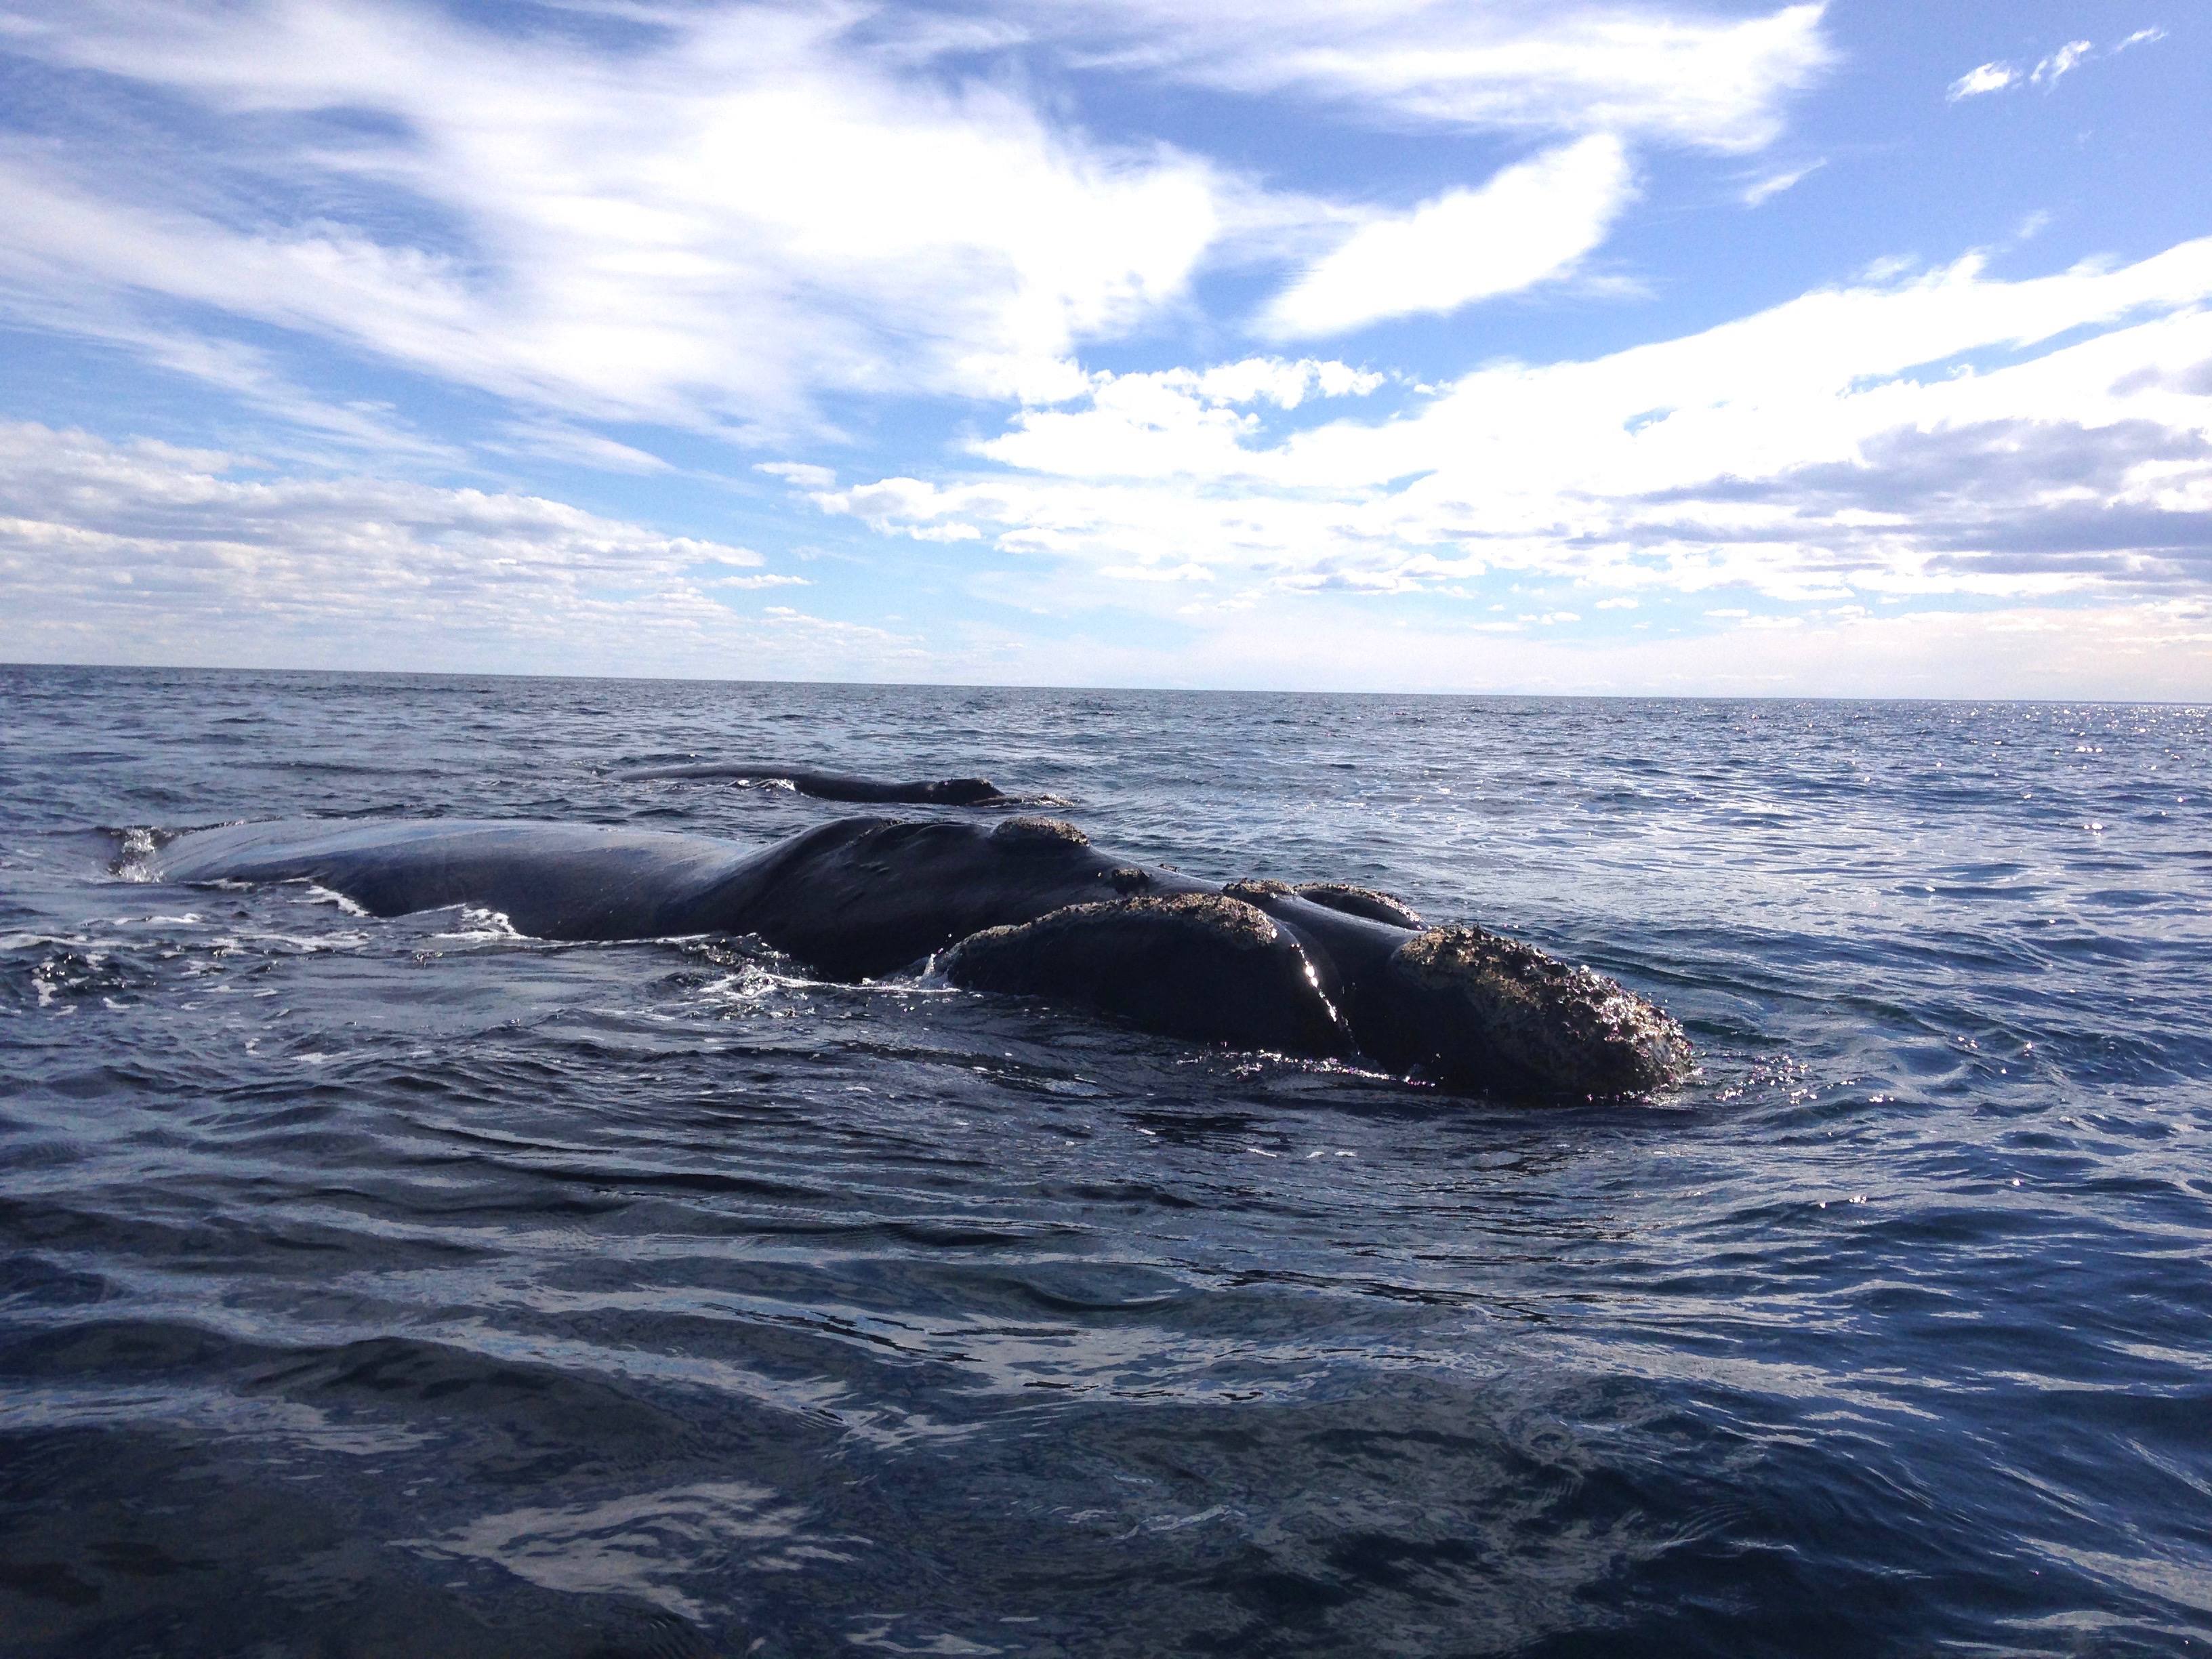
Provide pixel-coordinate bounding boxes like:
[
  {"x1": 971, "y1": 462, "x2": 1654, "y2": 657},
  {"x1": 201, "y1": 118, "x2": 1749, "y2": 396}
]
[{"x1": 1376, "y1": 926, "x2": 1694, "y2": 1097}]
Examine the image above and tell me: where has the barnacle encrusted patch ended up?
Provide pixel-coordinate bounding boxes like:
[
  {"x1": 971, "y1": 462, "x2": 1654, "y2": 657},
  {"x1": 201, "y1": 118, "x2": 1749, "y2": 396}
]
[
  {"x1": 962, "y1": 892, "x2": 1279, "y2": 952},
  {"x1": 1389, "y1": 926, "x2": 1692, "y2": 1094},
  {"x1": 991, "y1": 816, "x2": 1089, "y2": 847},
  {"x1": 1136, "y1": 891, "x2": 1279, "y2": 945}
]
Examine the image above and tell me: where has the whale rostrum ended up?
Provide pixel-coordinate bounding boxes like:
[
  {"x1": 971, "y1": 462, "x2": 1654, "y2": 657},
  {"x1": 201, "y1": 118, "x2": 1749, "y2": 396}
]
[{"x1": 146, "y1": 813, "x2": 1693, "y2": 1097}]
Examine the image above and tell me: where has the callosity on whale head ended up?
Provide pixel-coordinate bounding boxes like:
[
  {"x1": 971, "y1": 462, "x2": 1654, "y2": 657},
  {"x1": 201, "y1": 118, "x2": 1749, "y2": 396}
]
[
  {"x1": 939, "y1": 825, "x2": 1690, "y2": 1096},
  {"x1": 1372, "y1": 926, "x2": 1694, "y2": 1096}
]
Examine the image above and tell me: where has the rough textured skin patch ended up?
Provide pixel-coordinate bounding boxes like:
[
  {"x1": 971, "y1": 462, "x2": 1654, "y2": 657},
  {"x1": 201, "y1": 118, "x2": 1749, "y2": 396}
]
[
  {"x1": 992, "y1": 816, "x2": 1088, "y2": 848},
  {"x1": 957, "y1": 893, "x2": 1280, "y2": 954},
  {"x1": 941, "y1": 894, "x2": 1347, "y2": 1054},
  {"x1": 1294, "y1": 882, "x2": 1424, "y2": 929},
  {"x1": 1099, "y1": 866, "x2": 1153, "y2": 894},
  {"x1": 1133, "y1": 891, "x2": 1280, "y2": 944},
  {"x1": 1387, "y1": 926, "x2": 1693, "y2": 1096},
  {"x1": 1223, "y1": 878, "x2": 1294, "y2": 902}
]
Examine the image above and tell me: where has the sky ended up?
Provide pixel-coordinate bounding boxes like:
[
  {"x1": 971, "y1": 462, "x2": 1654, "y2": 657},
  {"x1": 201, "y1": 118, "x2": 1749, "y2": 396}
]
[{"x1": 1, "y1": 0, "x2": 2207, "y2": 695}]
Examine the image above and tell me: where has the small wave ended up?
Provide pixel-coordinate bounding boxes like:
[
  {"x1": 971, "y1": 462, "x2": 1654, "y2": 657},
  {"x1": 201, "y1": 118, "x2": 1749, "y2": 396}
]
[
  {"x1": 1, "y1": 930, "x2": 98, "y2": 952},
  {"x1": 430, "y1": 906, "x2": 523, "y2": 942},
  {"x1": 205, "y1": 929, "x2": 373, "y2": 954},
  {"x1": 403, "y1": 1479, "x2": 834, "y2": 1622},
  {"x1": 110, "y1": 825, "x2": 159, "y2": 881},
  {"x1": 302, "y1": 884, "x2": 370, "y2": 918},
  {"x1": 686, "y1": 966, "x2": 791, "y2": 1007}
]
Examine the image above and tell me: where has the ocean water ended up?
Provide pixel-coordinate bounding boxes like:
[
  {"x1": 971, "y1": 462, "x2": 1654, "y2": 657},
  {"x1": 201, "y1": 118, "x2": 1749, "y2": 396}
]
[{"x1": 2, "y1": 663, "x2": 2209, "y2": 1658}]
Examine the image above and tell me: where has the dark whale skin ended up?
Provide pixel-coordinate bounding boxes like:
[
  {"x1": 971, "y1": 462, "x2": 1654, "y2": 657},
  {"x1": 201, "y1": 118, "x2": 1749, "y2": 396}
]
[
  {"x1": 941, "y1": 893, "x2": 1356, "y2": 1059},
  {"x1": 152, "y1": 818, "x2": 755, "y2": 941},
  {"x1": 617, "y1": 762, "x2": 1013, "y2": 806},
  {"x1": 149, "y1": 815, "x2": 1692, "y2": 1097}
]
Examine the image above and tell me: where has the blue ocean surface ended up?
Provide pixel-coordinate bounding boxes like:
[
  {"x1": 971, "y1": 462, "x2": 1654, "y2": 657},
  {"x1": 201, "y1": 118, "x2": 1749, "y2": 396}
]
[{"x1": 2, "y1": 663, "x2": 2209, "y2": 1658}]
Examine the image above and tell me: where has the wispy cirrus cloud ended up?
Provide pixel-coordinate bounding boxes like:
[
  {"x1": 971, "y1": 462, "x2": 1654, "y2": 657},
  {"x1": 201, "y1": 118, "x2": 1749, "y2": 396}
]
[
  {"x1": 0, "y1": 0, "x2": 1227, "y2": 434},
  {"x1": 1027, "y1": 0, "x2": 1835, "y2": 152},
  {"x1": 1741, "y1": 158, "x2": 1824, "y2": 206},
  {"x1": 2029, "y1": 39, "x2": 2093, "y2": 87},
  {"x1": 1947, "y1": 28, "x2": 2163, "y2": 102},
  {"x1": 1945, "y1": 62, "x2": 2018, "y2": 102},
  {"x1": 0, "y1": 0, "x2": 1839, "y2": 450}
]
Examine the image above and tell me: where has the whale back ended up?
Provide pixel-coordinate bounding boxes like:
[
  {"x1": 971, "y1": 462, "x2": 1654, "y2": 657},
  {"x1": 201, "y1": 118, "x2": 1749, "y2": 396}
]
[
  {"x1": 619, "y1": 763, "x2": 1014, "y2": 806},
  {"x1": 940, "y1": 893, "x2": 1353, "y2": 1057},
  {"x1": 152, "y1": 819, "x2": 753, "y2": 941},
  {"x1": 697, "y1": 815, "x2": 1213, "y2": 979}
]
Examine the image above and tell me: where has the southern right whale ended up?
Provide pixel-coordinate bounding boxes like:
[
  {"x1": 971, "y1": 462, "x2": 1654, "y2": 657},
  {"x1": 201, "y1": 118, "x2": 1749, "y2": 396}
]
[{"x1": 146, "y1": 813, "x2": 1693, "y2": 1098}]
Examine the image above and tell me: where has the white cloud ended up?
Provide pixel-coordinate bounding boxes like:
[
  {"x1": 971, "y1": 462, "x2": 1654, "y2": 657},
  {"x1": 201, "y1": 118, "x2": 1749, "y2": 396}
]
[
  {"x1": 0, "y1": 277, "x2": 461, "y2": 462},
  {"x1": 970, "y1": 356, "x2": 1385, "y2": 479},
  {"x1": 1742, "y1": 159, "x2": 1824, "y2": 207},
  {"x1": 0, "y1": 420, "x2": 866, "y2": 673},
  {"x1": 815, "y1": 237, "x2": 2212, "y2": 615},
  {"x1": 703, "y1": 572, "x2": 813, "y2": 589},
  {"x1": 491, "y1": 422, "x2": 674, "y2": 474},
  {"x1": 0, "y1": 0, "x2": 1837, "y2": 445},
  {"x1": 757, "y1": 462, "x2": 838, "y2": 490},
  {"x1": 2030, "y1": 40, "x2": 2093, "y2": 88},
  {"x1": 9, "y1": 415, "x2": 2209, "y2": 697},
  {"x1": 1192, "y1": 357, "x2": 1386, "y2": 406},
  {"x1": 1946, "y1": 62, "x2": 2018, "y2": 100},
  {"x1": 1035, "y1": 0, "x2": 1834, "y2": 152},
  {"x1": 1951, "y1": 33, "x2": 2152, "y2": 103},
  {"x1": 1263, "y1": 136, "x2": 1635, "y2": 337},
  {"x1": 6, "y1": 3, "x2": 2198, "y2": 699},
  {"x1": 0, "y1": 0, "x2": 1227, "y2": 432},
  {"x1": 796, "y1": 591, "x2": 2212, "y2": 699},
  {"x1": 1100, "y1": 560, "x2": 1215, "y2": 582}
]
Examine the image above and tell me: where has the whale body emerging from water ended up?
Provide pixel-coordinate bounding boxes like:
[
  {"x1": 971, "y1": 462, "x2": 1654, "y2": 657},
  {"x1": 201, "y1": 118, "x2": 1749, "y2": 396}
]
[
  {"x1": 618, "y1": 762, "x2": 1017, "y2": 806},
  {"x1": 148, "y1": 814, "x2": 1692, "y2": 1098}
]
